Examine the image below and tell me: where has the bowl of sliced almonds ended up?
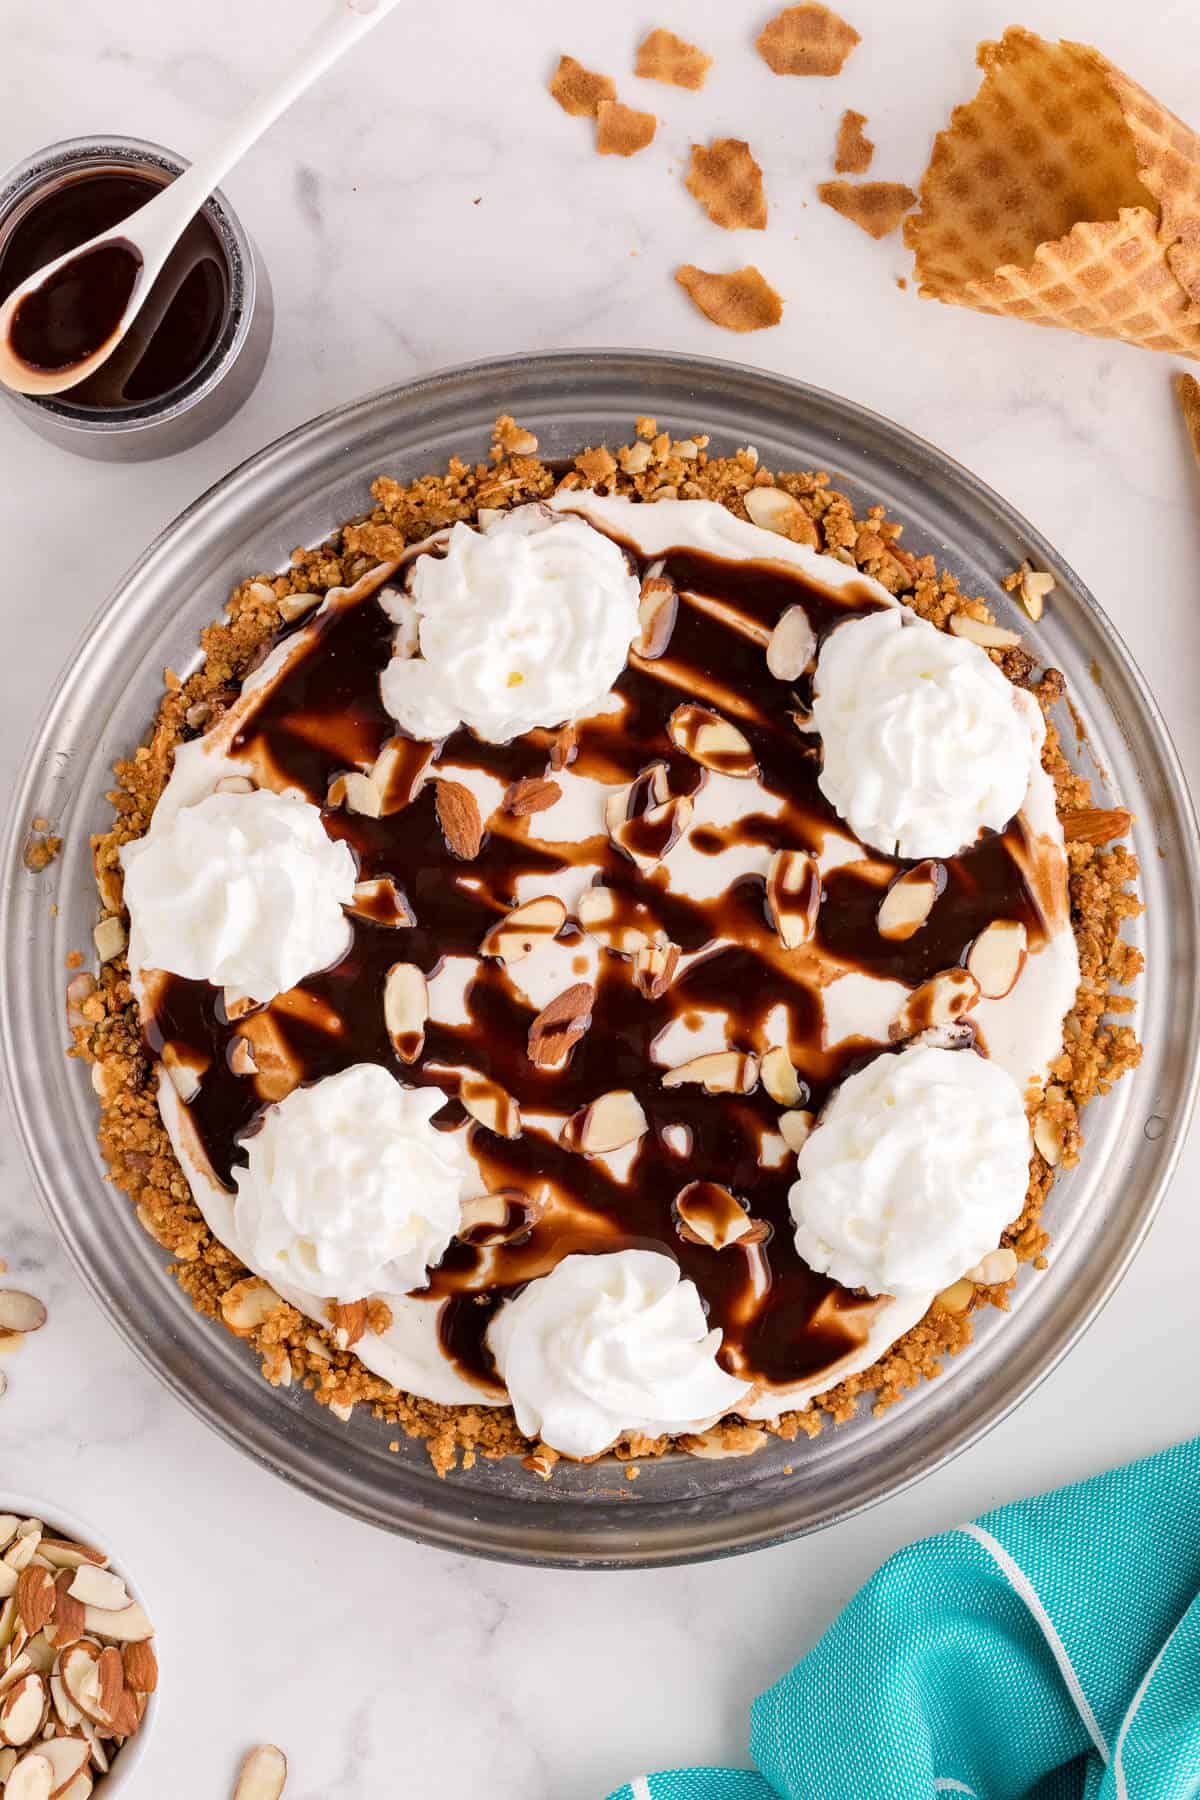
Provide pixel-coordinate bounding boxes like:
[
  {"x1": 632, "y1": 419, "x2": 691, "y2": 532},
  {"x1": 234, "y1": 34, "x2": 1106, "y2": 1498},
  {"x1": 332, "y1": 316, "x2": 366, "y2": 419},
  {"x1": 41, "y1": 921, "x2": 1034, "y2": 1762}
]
[{"x1": 0, "y1": 1501, "x2": 156, "y2": 1798}]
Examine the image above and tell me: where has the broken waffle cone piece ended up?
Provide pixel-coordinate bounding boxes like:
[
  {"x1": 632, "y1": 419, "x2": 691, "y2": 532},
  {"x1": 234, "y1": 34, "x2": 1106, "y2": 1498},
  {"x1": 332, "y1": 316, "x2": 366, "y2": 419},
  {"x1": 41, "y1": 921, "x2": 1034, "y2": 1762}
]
[
  {"x1": 635, "y1": 27, "x2": 711, "y2": 91},
  {"x1": 685, "y1": 139, "x2": 767, "y2": 230},
  {"x1": 905, "y1": 28, "x2": 1200, "y2": 359},
  {"x1": 756, "y1": 4, "x2": 860, "y2": 77},
  {"x1": 596, "y1": 100, "x2": 657, "y2": 158},
  {"x1": 834, "y1": 109, "x2": 873, "y2": 174},
  {"x1": 548, "y1": 54, "x2": 615, "y2": 118},
  {"x1": 819, "y1": 180, "x2": 916, "y2": 240},
  {"x1": 675, "y1": 264, "x2": 783, "y2": 332},
  {"x1": 1177, "y1": 374, "x2": 1200, "y2": 466}
]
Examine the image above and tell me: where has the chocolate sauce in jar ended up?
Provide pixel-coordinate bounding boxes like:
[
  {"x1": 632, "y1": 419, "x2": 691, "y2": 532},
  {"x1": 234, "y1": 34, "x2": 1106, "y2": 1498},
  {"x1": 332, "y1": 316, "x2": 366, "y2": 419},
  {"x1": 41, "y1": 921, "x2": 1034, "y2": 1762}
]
[
  {"x1": 0, "y1": 170, "x2": 228, "y2": 405},
  {"x1": 144, "y1": 522, "x2": 1057, "y2": 1400}
]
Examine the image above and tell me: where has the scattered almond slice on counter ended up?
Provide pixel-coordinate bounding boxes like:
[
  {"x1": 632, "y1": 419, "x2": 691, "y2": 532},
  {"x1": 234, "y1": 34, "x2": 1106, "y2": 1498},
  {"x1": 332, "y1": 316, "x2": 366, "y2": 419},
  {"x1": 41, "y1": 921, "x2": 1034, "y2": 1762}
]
[
  {"x1": 684, "y1": 139, "x2": 767, "y2": 230},
  {"x1": 756, "y1": 3, "x2": 860, "y2": 76},
  {"x1": 635, "y1": 27, "x2": 711, "y2": 90},
  {"x1": 233, "y1": 1744, "x2": 287, "y2": 1800},
  {"x1": 596, "y1": 100, "x2": 657, "y2": 158},
  {"x1": 834, "y1": 108, "x2": 874, "y2": 173},
  {"x1": 548, "y1": 54, "x2": 615, "y2": 118},
  {"x1": 0, "y1": 1295, "x2": 46, "y2": 1336},
  {"x1": 675, "y1": 264, "x2": 783, "y2": 332},
  {"x1": 817, "y1": 180, "x2": 917, "y2": 240}
]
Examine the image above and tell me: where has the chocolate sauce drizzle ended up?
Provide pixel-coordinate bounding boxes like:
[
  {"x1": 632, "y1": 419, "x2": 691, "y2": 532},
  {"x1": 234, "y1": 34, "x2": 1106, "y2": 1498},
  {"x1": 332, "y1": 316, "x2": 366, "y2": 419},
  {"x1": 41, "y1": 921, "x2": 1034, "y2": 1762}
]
[{"x1": 144, "y1": 519, "x2": 1051, "y2": 1401}]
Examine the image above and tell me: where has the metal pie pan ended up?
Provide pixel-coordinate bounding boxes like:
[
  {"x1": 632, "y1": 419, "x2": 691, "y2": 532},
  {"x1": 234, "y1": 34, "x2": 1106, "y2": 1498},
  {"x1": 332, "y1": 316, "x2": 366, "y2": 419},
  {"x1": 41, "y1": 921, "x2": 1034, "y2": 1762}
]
[{"x1": 3, "y1": 350, "x2": 1196, "y2": 1568}]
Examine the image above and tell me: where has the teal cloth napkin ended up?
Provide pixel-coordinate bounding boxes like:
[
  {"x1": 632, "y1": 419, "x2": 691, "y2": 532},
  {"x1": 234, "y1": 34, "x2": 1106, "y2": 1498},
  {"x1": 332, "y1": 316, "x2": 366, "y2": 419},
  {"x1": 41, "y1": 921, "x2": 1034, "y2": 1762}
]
[{"x1": 607, "y1": 1438, "x2": 1200, "y2": 1800}]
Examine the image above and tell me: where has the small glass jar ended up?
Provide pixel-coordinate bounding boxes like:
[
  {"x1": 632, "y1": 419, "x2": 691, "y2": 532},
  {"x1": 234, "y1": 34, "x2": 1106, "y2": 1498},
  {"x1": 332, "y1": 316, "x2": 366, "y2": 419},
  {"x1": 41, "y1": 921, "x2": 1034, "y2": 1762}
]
[{"x1": 0, "y1": 135, "x2": 273, "y2": 460}]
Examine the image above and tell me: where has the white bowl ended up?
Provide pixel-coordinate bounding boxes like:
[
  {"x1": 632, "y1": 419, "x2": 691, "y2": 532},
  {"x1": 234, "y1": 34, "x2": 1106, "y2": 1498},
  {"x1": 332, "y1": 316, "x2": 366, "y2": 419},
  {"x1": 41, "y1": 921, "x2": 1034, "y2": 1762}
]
[{"x1": 0, "y1": 1492, "x2": 157, "y2": 1794}]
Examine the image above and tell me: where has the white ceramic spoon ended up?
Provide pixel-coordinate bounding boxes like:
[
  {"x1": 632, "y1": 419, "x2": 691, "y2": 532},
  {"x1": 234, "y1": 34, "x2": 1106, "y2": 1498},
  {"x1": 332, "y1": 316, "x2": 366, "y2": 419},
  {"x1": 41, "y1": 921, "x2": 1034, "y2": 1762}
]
[{"x1": 0, "y1": 0, "x2": 402, "y2": 397}]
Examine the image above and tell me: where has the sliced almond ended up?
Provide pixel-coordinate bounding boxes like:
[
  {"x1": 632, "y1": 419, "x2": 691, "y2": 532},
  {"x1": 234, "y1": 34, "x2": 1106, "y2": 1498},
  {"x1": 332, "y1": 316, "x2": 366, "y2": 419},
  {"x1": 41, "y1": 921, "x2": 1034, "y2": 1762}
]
[
  {"x1": 35, "y1": 1738, "x2": 91, "y2": 1790},
  {"x1": 326, "y1": 770, "x2": 382, "y2": 818},
  {"x1": 947, "y1": 613, "x2": 1022, "y2": 649},
  {"x1": 966, "y1": 1247, "x2": 1018, "y2": 1285},
  {"x1": 576, "y1": 886, "x2": 661, "y2": 954},
  {"x1": 668, "y1": 704, "x2": 757, "y2": 778},
  {"x1": 527, "y1": 983, "x2": 594, "y2": 1070},
  {"x1": 434, "y1": 779, "x2": 483, "y2": 860},
  {"x1": 79, "y1": 1720, "x2": 108, "y2": 1775},
  {"x1": 760, "y1": 1047, "x2": 801, "y2": 1107},
  {"x1": 330, "y1": 1301, "x2": 367, "y2": 1351},
  {"x1": 479, "y1": 895, "x2": 566, "y2": 966},
  {"x1": 1033, "y1": 1112, "x2": 1063, "y2": 1167},
  {"x1": 561, "y1": 1090, "x2": 648, "y2": 1155},
  {"x1": 234, "y1": 1743, "x2": 288, "y2": 1800},
  {"x1": 92, "y1": 1646, "x2": 123, "y2": 1726},
  {"x1": 0, "y1": 1567, "x2": 17, "y2": 1600},
  {"x1": 744, "y1": 486, "x2": 804, "y2": 536},
  {"x1": 65, "y1": 972, "x2": 98, "y2": 1032},
  {"x1": 65, "y1": 1570, "x2": 126, "y2": 1616},
  {"x1": 967, "y1": 920, "x2": 1027, "y2": 999},
  {"x1": 1018, "y1": 563, "x2": 1054, "y2": 621},
  {"x1": 345, "y1": 878, "x2": 414, "y2": 927},
  {"x1": 635, "y1": 575, "x2": 678, "y2": 660},
  {"x1": 457, "y1": 1191, "x2": 537, "y2": 1247},
  {"x1": 503, "y1": 777, "x2": 561, "y2": 817},
  {"x1": 3, "y1": 1532, "x2": 39, "y2": 1574},
  {"x1": 459, "y1": 1075, "x2": 521, "y2": 1139},
  {"x1": 49, "y1": 1671, "x2": 81, "y2": 1731},
  {"x1": 662, "y1": 1050, "x2": 758, "y2": 1094},
  {"x1": 161, "y1": 1043, "x2": 204, "y2": 1103},
  {"x1": 5, "y1": 1752, "x2": 54, "y2": 1800},
  {"x1": 15, "y1": 1569, "x2": 54, "y2": 1638},
  {"x1": 680, "y1": 1424, "x2": 766, "y2": 1459},
  {"x1": 0, "y1": 1597, "x2": 15, "y2": 1651},
  {"x1": 383, "y1": 962, "x2": 428, "y2": 1064},
  {"x1": 276, "y1": 589, "x2": 320, "y2": 624},
  {"x1": 609, "y1": 795, "x2": 694, "y2": 873},
  {"x1": 935, "y1": 1277, "x2": 975, "y2": 1313},
  {"x1": 38, "y1": 1543, "x2": 105, "y2": 1574},
  {"x1": 0, "y1": 1673, "x2": 47, "y2": 1746},
  {"x1": 91, "y1": 917, "x2": 126, "y2": 965},
  {"x1": 232, "y1": 1013, "x2": 298, "y2": 1106},
  {"x1": 891, "y1": 967, "x2": 980, "y2": 1039},
  {"x1": 631, "y1": 940, "x2": 679, "y2": 1000},
  {"x1": 220, "y1": 1278, "x2": 283, "y2": 1338},
  {"x1": 877, "y1": 862, "x2": 943, "y2": 941},
  {"x1": 765, "y1": 605, "x2": 816, "y2": 681},
  {"x1": 0, "y1": 1653, "x2": 30, "y2": 1698},
  {"x1": 80, "y1": 1601, "x2": 152, "y2": 1646},
  {"x1": 21, "y1": 1635, "x2": 52, "y2": 1678},
  {"x1": 1063, "y1": 806, "x2": 1132, "y2": 845},
  {"x1": 0, "y1": 1518, "x2": 19, "y2": 1553},
  {"x1": 105, "y1": 1683, "x2": 140, "y2": 1741},
  {"x1": 0, "y1": 1294, "x2": 46, "y2": 1335},
  {"x1": 778, "y1": 1108, "x2": 814, "y2": 1152},
  {"x1": 766, "y1": 849, "x2": 821, "y2": 949},
  {"x1": 603, "y1": 760, "x2": 670, "y2": 838},
  {"x1": 45, "y1": 1574, "x2": 86, "y2": 1654},
  {"x1": 228, "y1": 1037, "x2": 257, "y2": 1078},
  {"x1": 674, "y1": 1180, "x2": 758, "y2": 1250}
]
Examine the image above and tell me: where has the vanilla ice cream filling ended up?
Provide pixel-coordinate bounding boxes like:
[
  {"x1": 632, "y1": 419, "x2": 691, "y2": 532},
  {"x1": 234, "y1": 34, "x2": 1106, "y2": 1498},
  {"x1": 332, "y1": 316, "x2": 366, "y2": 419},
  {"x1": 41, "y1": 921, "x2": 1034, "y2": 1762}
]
[{"x1": 122, "y1": 494, "x2": 1081, "y2": 1448}]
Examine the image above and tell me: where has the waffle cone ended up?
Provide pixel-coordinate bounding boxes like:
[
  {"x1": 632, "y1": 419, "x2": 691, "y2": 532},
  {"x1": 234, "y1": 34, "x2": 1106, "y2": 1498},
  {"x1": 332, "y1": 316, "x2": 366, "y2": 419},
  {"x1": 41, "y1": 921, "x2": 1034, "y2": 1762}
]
[{"x1": 905, "y1": 28, "x2": 1200, "y2": 358}]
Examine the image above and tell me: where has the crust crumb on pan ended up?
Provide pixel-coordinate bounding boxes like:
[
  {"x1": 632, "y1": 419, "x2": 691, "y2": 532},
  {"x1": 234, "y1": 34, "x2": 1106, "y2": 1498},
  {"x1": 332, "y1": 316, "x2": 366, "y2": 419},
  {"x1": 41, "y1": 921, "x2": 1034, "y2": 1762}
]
[
  {"x1": 675, "y1": 264, "x2": 783, "y2": 330},
  {"x1": 685, "y1": 139, "x2": 768, "y2": 230},
  {"x1": 834, "y1": 108, "x2": 873, "y2": 174},
  {"x1": 635, "y1": 27, "x2": 712, "y2": 91},
  {"x1": 818, "y1": 179, "x2": 916, "y2": 239},
  {"x1": 904, "y1": 27, "x2": 1200, "y2": 358},
  {"x1": 756, "y1": 4, "x2": 860, "y2": 78},
  {"x1": 76, "y1": 419, "x2": 1141, "y2": 1476},
  {"x1": 548, "y1": 53, "x2": 616, "y2": 119},
  {"x1": 596, "y1": 99, "x2": 657, "y2": 158}
]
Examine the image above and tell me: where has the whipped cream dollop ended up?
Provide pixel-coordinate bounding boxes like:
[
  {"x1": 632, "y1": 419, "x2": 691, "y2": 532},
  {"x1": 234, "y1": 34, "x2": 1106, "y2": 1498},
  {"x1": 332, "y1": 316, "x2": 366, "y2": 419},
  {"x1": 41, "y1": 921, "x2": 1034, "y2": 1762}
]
[
  {"x1": 487, "y1": 1250, "x2": 751, "y2": 1458},
  {"x1": 380, "y1": 507, "x2": 641, "y2": 744},
  {"x1": 790, "y1": 1044, "x2": 1032, "y2": 1295},
  {"x1": 811, "y1": 609, "x2": 1039, "y2": 859},
  {"x1": 232, "y1": 1063, "x2": 473, "y2": 1301},
  {"x1": 121, "y1": 788, "x2": 356, "y2": 1003}
]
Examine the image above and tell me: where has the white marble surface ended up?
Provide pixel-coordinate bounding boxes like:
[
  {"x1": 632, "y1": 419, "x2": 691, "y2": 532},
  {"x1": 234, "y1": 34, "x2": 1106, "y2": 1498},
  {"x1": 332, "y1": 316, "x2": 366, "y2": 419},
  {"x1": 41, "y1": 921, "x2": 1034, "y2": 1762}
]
[{"x1": 2, "y1": 0, "x2": 1199, "y2": 1794}]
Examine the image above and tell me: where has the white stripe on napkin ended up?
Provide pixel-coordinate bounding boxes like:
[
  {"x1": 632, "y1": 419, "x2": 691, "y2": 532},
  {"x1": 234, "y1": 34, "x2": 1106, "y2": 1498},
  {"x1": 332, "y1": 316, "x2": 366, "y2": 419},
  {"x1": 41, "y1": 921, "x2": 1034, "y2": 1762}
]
[
  {"x1": 631, "y1": 1777, "x2": 652, "y2": 1800},
  {"x1": 958, "y1": 1522, "x2": 1110, "y2": 1765},
  {"x1": 1112, "y1": 1611, "x2": 1184, "y2": 1800},
  {"x1": 934, "y1": 1779, "x2": 977, "y2": 1793}
]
